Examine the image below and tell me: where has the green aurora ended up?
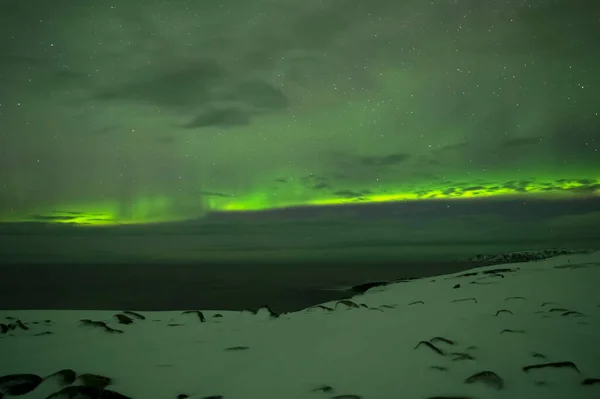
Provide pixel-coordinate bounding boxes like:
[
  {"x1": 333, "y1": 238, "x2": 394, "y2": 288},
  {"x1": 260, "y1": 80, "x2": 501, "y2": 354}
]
[{"x1": 2, "y1": 174, "x2": 598, "y2": 225}]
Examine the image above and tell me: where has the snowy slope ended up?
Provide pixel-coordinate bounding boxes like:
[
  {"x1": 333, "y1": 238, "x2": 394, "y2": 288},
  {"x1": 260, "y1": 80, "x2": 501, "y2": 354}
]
[{"x1": 1, "y1": 251, "x2": 600, "y2": 399}]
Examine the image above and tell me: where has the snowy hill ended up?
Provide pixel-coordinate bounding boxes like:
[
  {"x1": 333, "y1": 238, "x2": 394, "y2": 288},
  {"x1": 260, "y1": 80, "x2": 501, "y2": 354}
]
[
  {"x1": 466, "y1": 248, "x2": 595, "y2": 264},
  {"x1": 1, "y1": 251, "x2": 600, "y2": 398}
]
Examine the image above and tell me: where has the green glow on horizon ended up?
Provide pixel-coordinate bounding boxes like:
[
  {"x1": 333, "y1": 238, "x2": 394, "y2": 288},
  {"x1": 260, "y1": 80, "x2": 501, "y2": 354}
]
[{"x1": 1, "y1": 175, "x2": 598, "y2": 226}]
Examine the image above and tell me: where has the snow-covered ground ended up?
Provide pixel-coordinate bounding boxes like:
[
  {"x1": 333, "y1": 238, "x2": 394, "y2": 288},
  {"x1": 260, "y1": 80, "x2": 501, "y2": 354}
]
[{"x1": 1, "y1": 251, "x2": 600, "y2": 399}]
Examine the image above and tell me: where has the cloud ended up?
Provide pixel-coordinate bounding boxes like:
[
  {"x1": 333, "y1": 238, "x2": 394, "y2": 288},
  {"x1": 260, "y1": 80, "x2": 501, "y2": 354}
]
[
  {"x1": 333, "y1": 190, "x2": 366, "y2": 199},
  {"x1": 312, "y1": 182, "x2": 331, "y2": 190},
  {"x1": 183, "y1": 107, "x2": 251, "y2": 129},
  {"x1": 196, "y1": 191, "x2": 234, "y2": 198},
  {"x1": 92, "y1": 61, "x2": 227, "y2": 109},
  {"x1": 359, "y1": 153, "x2": 411, "y2": 167},
  {"x1": 31, "y1": 214, "x2": 79, "y2": 222},
  {"x1": 91, "y1": 60, "x2": 290, "y2": 130}
]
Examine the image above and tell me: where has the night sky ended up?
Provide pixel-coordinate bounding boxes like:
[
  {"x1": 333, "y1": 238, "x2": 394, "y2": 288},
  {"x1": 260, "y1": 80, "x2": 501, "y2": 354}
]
[{"x1": 0, "y1": 0, "x2": 598, "y2": 264}]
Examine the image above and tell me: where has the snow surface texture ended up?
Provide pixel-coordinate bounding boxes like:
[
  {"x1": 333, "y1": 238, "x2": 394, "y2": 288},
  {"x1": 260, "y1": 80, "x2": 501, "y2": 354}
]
[{"x1": 1, "y1": 251, "x2": 600, "y2": 399}]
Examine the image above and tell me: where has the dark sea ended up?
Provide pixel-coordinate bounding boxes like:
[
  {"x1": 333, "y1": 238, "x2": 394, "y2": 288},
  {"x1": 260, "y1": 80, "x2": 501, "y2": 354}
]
[{"x1": 0, "y1": 259, "x2": 488, "y2": 313}]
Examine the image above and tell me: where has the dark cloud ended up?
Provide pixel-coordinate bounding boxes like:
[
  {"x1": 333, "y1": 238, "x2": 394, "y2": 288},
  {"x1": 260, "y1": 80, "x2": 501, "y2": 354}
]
[
  {"x1": 442, "y1": 188, "x2": 456, "y2": 195},
  {"x1": 92, "y1": 60, "x2": 289, "y2": 129},
  {"x1": 313, "y1": 182, "x2": 331, "y2": 190},
  {"x1": 52, "y1": 211, "x2": 84, "y2": 215},
  {"x1": 436, "y1": 142, "x2": 469, "y2": 153},
  {"x1": 229, "y1": 81, "x2": 289, "y2": 110},
  {"x1": 300, "y1": 174, "x2": 329, "y2": 185},
  {"x1": 501, "y1": 180, "x2": 535, "y2": 193},
  {"x1": 93, "y1": 61, "x2": 227, "y2": 108},
  {"x1": 197, "y1": 191, "x2": 233, "y2": 198},
  {"x1": 577, "y1": 179, "x2": 596, "y2": 185},
  {"x1": 359, "y1": 153, "x2": 411, "y2": 167},
  {"x1": 31, "y1": 214, "x2": 78, "y2": 222},
  {"x1": 570, "y1": 183, "x2": 600, "y2": 195},
  {"x1": 462, "y1": 186, "x2": 486, "y2": 192},
  {"x1": 183, "y1": 107, "x2": 251, "y2": 129},
  {"x1": 333, "y1": 190, "x2": 364, "y2": 198}
]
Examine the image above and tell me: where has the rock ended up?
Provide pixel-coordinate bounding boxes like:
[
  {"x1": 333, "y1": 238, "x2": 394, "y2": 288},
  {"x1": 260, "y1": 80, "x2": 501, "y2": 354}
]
[
  {"x1": 464, "y1": 370, "x2": 504, "y2": 390},
  {"x1": 44, "y1": 385, "x2": 101, "y2": 399},
  {"x1": 45, "y1": 369, "x2": 77, "y2": 386},
  {"x1": 182, "y1": 310, "x2": 206, "y2": 322},
  {"x1": 114, "y1": 314, "x2": 134, "y2": 325},
  {"x1": 78, "y1": 374, "x2": 112, "y2": 389},
  {"x1": 349, "y1": 281, "x2": 389, "y2": 294},
  {"x1": 0, "y1": 373, "x2": 44, "y2": 396},
  {"x1": 122, "y1": 311, "x2": 145, "y2": 320}
]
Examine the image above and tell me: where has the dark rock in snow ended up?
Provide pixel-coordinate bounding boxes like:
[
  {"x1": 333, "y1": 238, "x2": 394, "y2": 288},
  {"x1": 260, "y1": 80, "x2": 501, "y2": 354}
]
[
  {"x1": 414, "y1": 341, "x2": 446, "y2": 356},
  {"x1": 429, "y1": 336, "x2": 455, "y2": 346},
  {"x1": 255, "y1": 305, "x2": 279, "y2": 318},
  {"x1": 43, "y1": 386, "x2": 128, "y2": 399},
  {"x1": 307, "y1": 305, "x2": 334, "y2": 312},
  {"x1": 430, "y1": 366, "x2": 448, "y2": 371},
  {"x1": 213, "y1": 314, "x2": 223, "y2": 318},
  {"x1": 349, "y1": 281, "x2": 389, "y2": 294},
  {"x1": 452, "y1": 352, "x2": 475, "y2": 361},
  {"x1": 548, "y1": 308, "x2": 570, "y2": 313},
  {"x1": 464, "y1": 370, "x2": 504, "y2": 390},
  {"x1": 100, "y1": 389, "x2": 132, "y2": 399},
  {"x1": 500, "y1": 329, "x2": 525, "y2": 334},
  {"x1": 202, "y1": 396, "x2": 224, "y2": 399},
  {"x1": 335, "y1": 300, "x2": 360, "y2": 309},
  {"x1": 522, "y1": 361, "x2": 580, "y2": 374},
  {"x1": 45, "y1": 369, "x2": 77, "y2": 386},
  {"x1": 44, "y1": 385, "x2": 102, "y2": 399},
  {"x1": 561, "y1": 311, "x2": 585, "y2": 317},
  {"x1": 79, "y1": 320, "x2": 123, "y2": 334},
  {"x1": 495, "y1": 309, "x2": 514, "y2": 316},
  {"x1": 451, "y1": 297, "x2": 477, "y2": 304},
  {"x1": 15, "y1": 320, "x2": 29, "y2": 330},
  {"x1": 182, "y1": 310, "x2": 206, "y2": 322},
  {"x1": 114, "y1": 314, "x2": 134, "y2": 325},
  {"x1": 505, "y1": 296, "x2": 526, "y2": 301},
  {"x1": 408, "y1": 301, "x2": 425, "y2": 305},
  {"x1": 78, "y1": 373, "x2": 112, "y2": 389},
  {"x1": 453, "y1": 284, "x2": 460, "y2": 289},
  {"x1": 0, "y1": 373, "x2": 43, "y2": 396},
  {"x1": 312, "y1": 385, "x2": 334, "y2": 392},
  {"x1": 224, "y1": 346, "x2": 249, "y2": 351},
  {"x1": 581, "y1": 378, "x2": 600, "y2": 385},
  {"x1": 122, "y1": 311, "x2": 145, "y2": 320},
  {"x1": 176, "y1": 394, "x2": 189, "y2": 399}
]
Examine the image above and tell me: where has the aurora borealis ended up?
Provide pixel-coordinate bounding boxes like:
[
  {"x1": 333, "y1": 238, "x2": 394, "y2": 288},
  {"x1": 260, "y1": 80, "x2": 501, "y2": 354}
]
[{"x1": 0, "y1": 0, "x2": 598, "y2": 263}]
